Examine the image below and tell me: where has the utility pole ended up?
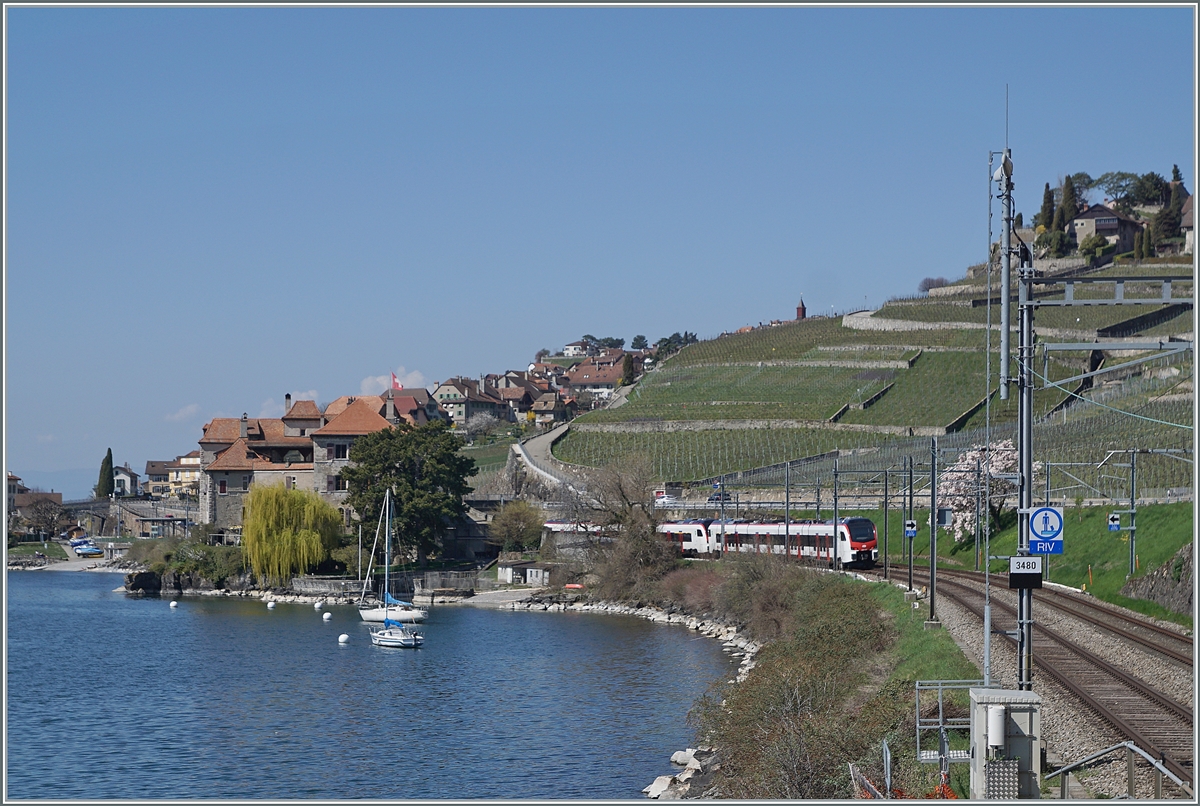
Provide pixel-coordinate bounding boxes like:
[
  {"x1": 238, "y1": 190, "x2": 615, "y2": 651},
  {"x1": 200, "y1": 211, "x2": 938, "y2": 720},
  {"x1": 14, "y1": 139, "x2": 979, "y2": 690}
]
[
  {"x1": 974, "y1": 458, "x2": 982, "y2": 572},
  {"x1": 784, "y1": 461, "x2": 791, "y2": 558},
  {"x1": 997, "y1": 148, "x2": 1013, "y2": 401},
  {"x1": 1129, "y1": 452, "x2": 1138, "y2": 577},
  {"x1": 929, "y1": 438, "x2": 938, "y2": 624},
  {"x1": 1016, "y1": 169, "x2": 1036, "y2": 692},
  {"x1": 832, "y1": 459, "x2": 840, "y2": 569},
  {"x1": 883, "y1": 468, "x2": 889, "y2": 579}
]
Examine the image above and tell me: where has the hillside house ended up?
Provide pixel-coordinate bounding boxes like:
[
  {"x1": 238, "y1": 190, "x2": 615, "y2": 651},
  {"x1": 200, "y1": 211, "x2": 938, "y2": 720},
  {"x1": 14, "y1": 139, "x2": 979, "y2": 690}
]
[
  {"x1": 144, "y1": 461, "x2": 170, "y2": 497},
  {"x1": 198, "y1": 412, "x2": 315, "y2": 527},
  {"x1": 311, "y1": 397, "x2": 394, "y2": 522},
  {"x1": 565, "y1": 358, "x2": 624, "y2": 401},
  {"x1": 7, "y1": 472, "x2": 30, "y2": 510},
  {"x1": 166, "y1": 451, "x2": 202, "y2": 497},
  {"x1": 1182, "y1": 195, "x2": 1193, "y2": 254},
  {"x1": 1068, "y1": 204, "x2": 1144, "y2": 254},
  {"x1": 113, "y1": 464, "x2": 140, "y2": 496},
  {"x1": 433, "y1": 377, "x2": 508, "y2": 425},
  {"x1": 532, "y1": 392, "x2": 574, "y2": 428},
  {"x1": 562, "y1": 340, "x2": 595, "y2": 358}
]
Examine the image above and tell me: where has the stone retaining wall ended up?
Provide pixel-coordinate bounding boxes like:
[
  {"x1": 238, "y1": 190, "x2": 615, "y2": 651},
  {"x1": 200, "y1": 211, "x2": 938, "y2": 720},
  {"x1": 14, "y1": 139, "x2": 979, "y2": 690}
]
[{"x1": 570, "y1": 419, "x2": 945, "y2": 436}]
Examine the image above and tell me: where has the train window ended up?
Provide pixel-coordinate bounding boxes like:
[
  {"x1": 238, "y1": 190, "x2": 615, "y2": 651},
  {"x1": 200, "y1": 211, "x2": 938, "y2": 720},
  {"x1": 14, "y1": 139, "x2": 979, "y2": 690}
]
[{"x1": 847, "y1": 520, "x2": 876, "y2": 540}]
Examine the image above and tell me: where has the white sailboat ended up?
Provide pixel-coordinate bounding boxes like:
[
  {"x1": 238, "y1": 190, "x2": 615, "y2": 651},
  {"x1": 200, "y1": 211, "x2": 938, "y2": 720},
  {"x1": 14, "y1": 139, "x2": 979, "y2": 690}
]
[
  {"x1": 367, "y1": 489, "x2": 424, "y2": 649},
  {"x1": 356, "y1": 493, "x2": 428, "y2": 624}
]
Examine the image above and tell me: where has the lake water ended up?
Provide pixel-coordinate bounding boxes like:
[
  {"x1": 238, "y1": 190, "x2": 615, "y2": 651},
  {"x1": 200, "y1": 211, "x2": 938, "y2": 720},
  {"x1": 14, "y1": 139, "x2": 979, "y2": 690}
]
[{"x1": 5, "y1": 570, "x2": 735, "y2": 799}]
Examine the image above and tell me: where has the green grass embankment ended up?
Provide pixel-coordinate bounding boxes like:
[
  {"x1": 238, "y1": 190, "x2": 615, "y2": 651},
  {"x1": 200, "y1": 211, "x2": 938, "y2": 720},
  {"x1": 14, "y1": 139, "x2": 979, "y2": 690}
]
[{"x1": 856, "y1": 502, "x2": 1192, "y2": 627}]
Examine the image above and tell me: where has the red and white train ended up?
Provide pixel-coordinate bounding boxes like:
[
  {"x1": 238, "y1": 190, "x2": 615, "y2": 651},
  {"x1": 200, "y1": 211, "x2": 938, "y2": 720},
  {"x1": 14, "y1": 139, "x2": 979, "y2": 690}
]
[
  {"x1": 658, "y1": 517, "x2": 878, "y2": 568},
  {"x1": 544, "y1": 517, "x2": 879, "y2": 569}
]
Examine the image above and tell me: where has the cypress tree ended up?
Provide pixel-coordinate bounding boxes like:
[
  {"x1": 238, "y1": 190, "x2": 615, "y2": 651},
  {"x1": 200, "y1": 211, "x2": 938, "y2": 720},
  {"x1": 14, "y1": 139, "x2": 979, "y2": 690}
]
[
  {"x1": 1061, "y1": 174, "x2": 1078, "y2": 223},
  {"x1": 1038, "y1": 183, "x2": 1055, "y2": 229},
  {"x1": 1133, "y1": 231, "x2": 1143, "y2": 261},
  {"x1": 95, "y1": 448, "x2": 114, "y2": 499},
  {"x1": 1144, "y1": 225, "x2": 1155, "y2": 258},
  {"x1": 1051, "y1": 203, "x2": 1065, "y2": 233}
]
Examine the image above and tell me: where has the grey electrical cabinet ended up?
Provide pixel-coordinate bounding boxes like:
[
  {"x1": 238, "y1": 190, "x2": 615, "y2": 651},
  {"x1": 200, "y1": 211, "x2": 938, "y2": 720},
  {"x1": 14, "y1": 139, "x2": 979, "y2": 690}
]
[{"x1": 969, "y1": 688, "x2": 1042, "y2": 799}]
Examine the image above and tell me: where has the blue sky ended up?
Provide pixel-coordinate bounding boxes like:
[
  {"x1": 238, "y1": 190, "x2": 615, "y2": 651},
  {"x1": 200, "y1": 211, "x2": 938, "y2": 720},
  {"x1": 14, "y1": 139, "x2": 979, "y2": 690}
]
[{"x1": 4, "y1": 6, "x2": 1195, "y2": 499}]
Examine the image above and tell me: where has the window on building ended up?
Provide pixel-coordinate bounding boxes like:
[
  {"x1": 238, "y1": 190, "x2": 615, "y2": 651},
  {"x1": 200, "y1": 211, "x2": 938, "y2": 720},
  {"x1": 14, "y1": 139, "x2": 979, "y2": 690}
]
[
  {"x1": 242, "y1": 475, "x2": 250, "y2": 491},
  {"x1": 335, "y1": 476, "x2": 348, "y2": 491},
  {"x1": 218, "y1": 479, "x2": 227, "y2": 495},
  {"x1": 333, "y1": 444, "x2": 349, "y2": 460},
  {"x1": 327, "y1": 475, "x2": 335, "y2": 492}
]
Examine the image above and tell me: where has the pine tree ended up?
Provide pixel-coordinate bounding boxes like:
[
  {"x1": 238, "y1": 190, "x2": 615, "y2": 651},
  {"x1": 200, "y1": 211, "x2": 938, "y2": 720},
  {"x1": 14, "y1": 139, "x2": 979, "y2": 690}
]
[
  {"x1": 95, "y1": 448, "x2": 114, "y2": 499},
  {"x1": 1038, "y1": 183, "x2": 1055, "y2": 229},
  {"x1": 1172, "y1": 164, "x2": 1183, "y2": 182},
  {"x1": 1014, "y1": 212, "x2": 1023, "y2": 229}
]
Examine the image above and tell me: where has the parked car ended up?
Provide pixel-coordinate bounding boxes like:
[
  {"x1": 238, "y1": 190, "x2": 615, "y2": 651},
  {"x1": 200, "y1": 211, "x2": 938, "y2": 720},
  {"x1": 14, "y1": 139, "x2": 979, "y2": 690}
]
[
  {"x1": 707, "y1": 491, "x2": 732, "y2": 503},
  {"x1": 654, "y1": 495, "x2": 679, "y2": 508}
]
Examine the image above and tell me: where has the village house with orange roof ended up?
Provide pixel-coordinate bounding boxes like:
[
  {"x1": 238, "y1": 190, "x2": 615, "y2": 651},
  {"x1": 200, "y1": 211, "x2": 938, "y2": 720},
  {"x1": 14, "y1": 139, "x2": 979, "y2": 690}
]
[{"x1": 198, "y1": 390, "x2": 450, "y2": 532}]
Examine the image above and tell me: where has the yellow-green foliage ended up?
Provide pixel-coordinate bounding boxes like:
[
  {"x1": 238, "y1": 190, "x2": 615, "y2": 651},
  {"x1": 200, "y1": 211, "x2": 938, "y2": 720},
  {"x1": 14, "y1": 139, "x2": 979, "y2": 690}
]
[{"x1": 242, "y1": 484, "x2": 343, "y2": 585}]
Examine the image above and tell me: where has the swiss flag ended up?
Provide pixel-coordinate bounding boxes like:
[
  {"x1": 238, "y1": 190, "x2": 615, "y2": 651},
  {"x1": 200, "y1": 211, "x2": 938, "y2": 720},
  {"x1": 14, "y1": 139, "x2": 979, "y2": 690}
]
[{"x1": 391, "y1": 372, "x2": 403, "y2": 390}]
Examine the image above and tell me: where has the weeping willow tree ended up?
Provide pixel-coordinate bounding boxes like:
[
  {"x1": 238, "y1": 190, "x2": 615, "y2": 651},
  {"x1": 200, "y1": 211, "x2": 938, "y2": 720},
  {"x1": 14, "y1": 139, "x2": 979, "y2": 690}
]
[{"x1": 242, "y1": 484, "x2": 343, "y2": 586}]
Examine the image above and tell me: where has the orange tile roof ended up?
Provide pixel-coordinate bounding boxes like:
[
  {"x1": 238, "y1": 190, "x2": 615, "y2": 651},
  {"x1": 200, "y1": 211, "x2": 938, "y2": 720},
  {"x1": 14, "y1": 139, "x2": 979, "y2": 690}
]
[
  {"x1": 313, "y1": 397, "x2": 393, "y2": 436},
  {"x1": 284, "y1": 399, "x2": 322, "y2": 420},
  {"x1": 323, "y1": 394, "x2": 386, "y2": 419},
  {"x1": 200, "y1": 417, "x2": 308, "y2": 447},
  {"x1": 206, "y1": 439, "x2": 274, "y2": 471}
]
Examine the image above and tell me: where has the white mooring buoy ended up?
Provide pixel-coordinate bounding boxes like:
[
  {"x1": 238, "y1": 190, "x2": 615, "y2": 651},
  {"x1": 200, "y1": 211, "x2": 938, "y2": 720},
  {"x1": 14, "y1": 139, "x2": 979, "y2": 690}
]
[
  {"x1": 170, "y1": 601, "x2": 179, "y2": 608},
  {"x1": 338, "y1": 634, "x2": 349, "y2": 644},
  {"x1": 323, "y1": 612, "x2": 332, "y2": 622},
  {"x1": 267, "y1": 601, "x2": 276, "y2": 610},
  {"x1": 314, "y1": 601, "x2": 323, "y2": 610}
]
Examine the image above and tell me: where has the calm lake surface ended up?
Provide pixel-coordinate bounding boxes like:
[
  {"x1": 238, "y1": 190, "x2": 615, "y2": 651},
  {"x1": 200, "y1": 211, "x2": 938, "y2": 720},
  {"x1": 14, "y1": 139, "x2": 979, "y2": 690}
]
[{"x1": 5, "y1": 570, "x2": 734, "y2": 800}]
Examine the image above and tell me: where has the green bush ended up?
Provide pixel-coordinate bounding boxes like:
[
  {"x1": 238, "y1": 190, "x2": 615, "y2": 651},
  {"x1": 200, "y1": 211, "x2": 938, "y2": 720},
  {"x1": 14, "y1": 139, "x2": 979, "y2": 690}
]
[
  {"x1": 1078, "y1": 233, "x2": 1109, "y2": 262},
  {"x1": 1035, "y1": 229, "x2": 1071, "y2": 258}
]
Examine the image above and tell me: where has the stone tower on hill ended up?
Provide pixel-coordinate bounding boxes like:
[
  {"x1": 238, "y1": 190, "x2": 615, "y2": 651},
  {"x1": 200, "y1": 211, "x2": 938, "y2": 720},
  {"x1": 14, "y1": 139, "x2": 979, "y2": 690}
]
[{"x1": 796, "y1": 297, "x2": 807, "y2": 320}]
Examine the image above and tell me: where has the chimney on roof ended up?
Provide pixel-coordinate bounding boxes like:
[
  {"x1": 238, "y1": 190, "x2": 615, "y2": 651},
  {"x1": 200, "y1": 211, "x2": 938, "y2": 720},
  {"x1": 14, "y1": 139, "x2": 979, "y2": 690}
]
[
  {"x1": 285, "y1": 393, "x2": 292, "y2": 412},
  {"x1": 386, "y1": 389, "x2": 396, "y2": 422},
  {"x1": 240, "y1": 413, "x2": 248, "y2": 439}
]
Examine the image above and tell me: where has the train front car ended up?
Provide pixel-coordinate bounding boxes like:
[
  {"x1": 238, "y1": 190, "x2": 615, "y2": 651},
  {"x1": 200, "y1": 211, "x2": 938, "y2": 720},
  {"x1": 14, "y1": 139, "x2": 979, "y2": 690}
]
[
  {"x1": 657, "y1": 519, "x2": 717, "y2": 557},
  {"x1": 840, "y1": 517, "x2": 879, "y2": 568}
]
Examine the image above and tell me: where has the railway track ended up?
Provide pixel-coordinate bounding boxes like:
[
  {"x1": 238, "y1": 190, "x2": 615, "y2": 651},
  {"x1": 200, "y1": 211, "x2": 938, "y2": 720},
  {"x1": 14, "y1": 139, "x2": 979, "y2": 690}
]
[
  {"x1": 872, "y1": 566, "x2": 1194, "y2": 789},
  {"x1": 872, "y1": 565, "x2": 1193, "y2": 667},
  {"x1": 939, "y1": 567, "x2": 1194, "y2": 667}
]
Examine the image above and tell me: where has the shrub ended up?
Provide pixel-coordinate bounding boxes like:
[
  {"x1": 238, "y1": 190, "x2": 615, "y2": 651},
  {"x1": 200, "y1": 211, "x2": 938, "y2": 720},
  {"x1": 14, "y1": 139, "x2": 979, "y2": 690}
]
[
  {"x1": 657, "y1": 566, "x2": 722, "y2": 612},
  {"x1": 1035, "y1": 229, "x2": 1070, "y2": 258},
  {"x1": 1077, "y1": 233, "x2": 1109, "y2": 262}
]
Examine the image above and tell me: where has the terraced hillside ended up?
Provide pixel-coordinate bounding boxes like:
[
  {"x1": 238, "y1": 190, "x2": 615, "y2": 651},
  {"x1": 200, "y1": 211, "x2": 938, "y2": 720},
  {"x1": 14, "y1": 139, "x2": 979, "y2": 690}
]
[{"x1": 552, "y1": 264, "x2": 1194, "y2": 485}]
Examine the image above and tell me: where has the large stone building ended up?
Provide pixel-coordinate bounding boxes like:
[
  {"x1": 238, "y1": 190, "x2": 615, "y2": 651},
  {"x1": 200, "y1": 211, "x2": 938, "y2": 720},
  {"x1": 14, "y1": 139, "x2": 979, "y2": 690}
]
[{"x1": 198, "y1": 390, "x2": 440, "y2": 531}]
